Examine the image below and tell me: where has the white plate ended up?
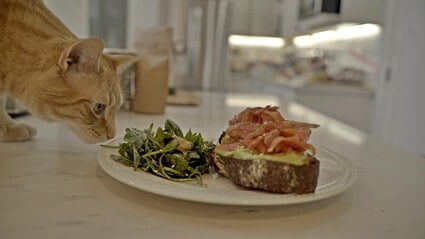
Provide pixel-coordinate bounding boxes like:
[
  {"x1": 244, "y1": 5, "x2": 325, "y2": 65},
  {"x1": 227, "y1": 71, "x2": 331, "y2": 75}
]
[{"x1": 98, "y1": 139, "x2": 356, "y2": 206}]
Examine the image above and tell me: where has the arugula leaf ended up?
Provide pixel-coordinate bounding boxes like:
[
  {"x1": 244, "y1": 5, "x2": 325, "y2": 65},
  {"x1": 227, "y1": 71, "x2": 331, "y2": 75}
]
[
  {"x1": 187, "y1": 151, "x2": 200, "y2": 159},
  {"x1": 163, "y1": 138, "x2": 178, "y2": 152},
  {"x1": 169, "y1": 153, "x2": 189, "y2": 172},
  {"x1": 110, "y1": 155, "x2": 132, "y2": 167},
  {"x1": 154, "y1": 127, "x2": 166, "y2": 146},
  {"x1": 124, "y1": 128, "x2": 146, "y2": 143},
  {"x1": 165, "y1": 119, "x2": 183, "y2": 137},
  {"x1": 133, "y1": 144, "x2": 141, "y2": 170}
]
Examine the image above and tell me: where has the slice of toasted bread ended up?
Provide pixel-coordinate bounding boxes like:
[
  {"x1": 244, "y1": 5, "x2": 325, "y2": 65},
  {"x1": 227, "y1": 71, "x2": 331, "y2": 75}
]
[{"x1": 211, "y1": 154, "x2": 319, "y2": 194}]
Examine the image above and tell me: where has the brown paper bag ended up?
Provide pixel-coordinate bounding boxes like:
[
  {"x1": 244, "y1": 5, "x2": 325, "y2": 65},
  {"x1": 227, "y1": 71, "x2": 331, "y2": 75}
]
[{"x1": 132, "y1": 27, "x2": 173, "y2": 114}]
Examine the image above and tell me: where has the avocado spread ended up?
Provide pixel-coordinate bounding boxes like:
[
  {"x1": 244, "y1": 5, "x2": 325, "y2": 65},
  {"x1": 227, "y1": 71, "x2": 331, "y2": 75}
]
[{"x1": 214, "y1": 147, "x2": 308, "y2": 166}]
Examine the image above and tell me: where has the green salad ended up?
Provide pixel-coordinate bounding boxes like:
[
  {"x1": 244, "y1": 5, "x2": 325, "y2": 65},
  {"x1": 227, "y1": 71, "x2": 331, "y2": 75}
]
[{"x1": 102, "y1": 119, "x2": 215, "y2": 185}]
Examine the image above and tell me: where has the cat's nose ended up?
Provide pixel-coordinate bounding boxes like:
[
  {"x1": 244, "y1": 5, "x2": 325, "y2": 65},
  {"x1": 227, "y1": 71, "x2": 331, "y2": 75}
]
[
  {"x1": 106, "y1": 132, "x2": 115, "y2": 140},
  {"x1": 106, "y1": 129, "x2": 115, "y2": 140},
  {"x1": 105, "y1": 124, "x2": 116, "y2": 140}
]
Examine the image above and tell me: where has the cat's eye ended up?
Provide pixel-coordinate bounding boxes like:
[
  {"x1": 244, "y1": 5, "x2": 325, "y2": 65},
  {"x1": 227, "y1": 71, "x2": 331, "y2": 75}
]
[{"x1": 93, "y1": 103, "x2": 106, "y2": 114}]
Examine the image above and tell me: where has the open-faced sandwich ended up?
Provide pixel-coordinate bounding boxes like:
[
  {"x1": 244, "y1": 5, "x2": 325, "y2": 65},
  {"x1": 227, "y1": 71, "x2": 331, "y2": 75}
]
[{"x1": 212, "y1": 106, "x2": 320, "y2": 194}]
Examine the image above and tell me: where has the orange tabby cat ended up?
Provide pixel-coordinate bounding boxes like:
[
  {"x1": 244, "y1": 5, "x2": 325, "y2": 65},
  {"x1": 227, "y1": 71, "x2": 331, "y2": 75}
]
[{"x1": 0, "y1": 0, "x2": 137, "y2": 143}]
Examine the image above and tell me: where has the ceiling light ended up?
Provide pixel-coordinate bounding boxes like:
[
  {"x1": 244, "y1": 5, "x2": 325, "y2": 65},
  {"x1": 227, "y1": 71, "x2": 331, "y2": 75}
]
[
  {"x1": 336, "y1": 23, "x2": 381, "y2": 39},
  {"x1": 293, "y1": 35, "x2": 313, "y2": 48},
  {"x1": 229, "y1": 35, "x2": 285, "y2": 48}
]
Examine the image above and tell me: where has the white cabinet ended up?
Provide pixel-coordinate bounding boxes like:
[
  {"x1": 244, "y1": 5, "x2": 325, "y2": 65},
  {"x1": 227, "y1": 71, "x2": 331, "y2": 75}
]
[{"x1": 340, "y1": 0, "x2": 385, "y2": 24}]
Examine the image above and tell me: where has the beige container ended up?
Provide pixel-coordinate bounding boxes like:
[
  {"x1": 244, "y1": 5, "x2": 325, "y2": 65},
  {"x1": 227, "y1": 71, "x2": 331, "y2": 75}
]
[
  {"x1": 133, "y1": 58, "x2": 169, "y2": 114},
  {"x1": 132, "y1": 27, "x2": 173, "y2": 114}
]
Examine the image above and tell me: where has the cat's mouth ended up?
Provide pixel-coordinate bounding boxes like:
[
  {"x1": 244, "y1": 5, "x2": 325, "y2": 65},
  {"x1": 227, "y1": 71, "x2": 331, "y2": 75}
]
[
  {"x1": 65, "y1": 122, "x2": 109, "y2": 144},
  {"x1": 80, "y1": 134, "x2": 108, "y2": 144},
  {"x1": 81, "y1": 130, "x2": 109, "y2": 144}
]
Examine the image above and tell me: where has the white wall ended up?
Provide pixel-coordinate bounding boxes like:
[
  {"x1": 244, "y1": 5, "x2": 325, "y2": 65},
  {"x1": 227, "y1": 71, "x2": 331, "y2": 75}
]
[
  {"x1": 228, "y1": 0, "x2": 280, "y2": 36},
  {"x1": 126, "y1": 0, "x2": 162, "y2": 49},
  {"x1": 280, "y1": 0, "x2": 299, "y2": 37},
  {"x1": 45, "y1": 0, "x2": 165, "y2": 49},
  {"x1": 250, "y1": 0, "x2": 280, "y2": 36},
  {"x1": 161, "y1": 0, "x2": 188, "y2": 47},
  {"x1": 43, "y1": 0, "x2": 89, "y2": 38},
  {"x1": 228, "y1": 0, "x2": 252, "y2": 35},
  {"x1": 373, "y1": 0, "x2": 425, "y2": 155}
]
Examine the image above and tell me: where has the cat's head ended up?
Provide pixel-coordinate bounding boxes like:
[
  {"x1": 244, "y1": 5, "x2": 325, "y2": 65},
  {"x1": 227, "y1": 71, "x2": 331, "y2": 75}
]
[{"x1": 34, "y1": 38, "x2": 138, "y2": 143}]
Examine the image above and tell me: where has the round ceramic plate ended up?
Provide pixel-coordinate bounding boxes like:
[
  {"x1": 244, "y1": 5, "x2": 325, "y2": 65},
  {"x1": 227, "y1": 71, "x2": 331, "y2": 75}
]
[{"x1": 98, "y1": 139, "x2": 356, "y2": 206}]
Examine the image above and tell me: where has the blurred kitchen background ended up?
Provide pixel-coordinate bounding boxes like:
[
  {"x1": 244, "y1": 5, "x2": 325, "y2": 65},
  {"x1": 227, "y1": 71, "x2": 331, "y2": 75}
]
[{"x1": 16, "y1": 0, "x2": 425, "y2": 155}]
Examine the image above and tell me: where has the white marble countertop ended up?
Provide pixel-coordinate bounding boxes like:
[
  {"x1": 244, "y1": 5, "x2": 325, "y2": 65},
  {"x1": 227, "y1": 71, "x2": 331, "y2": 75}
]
[{"x1": 1, "y1": 91, "x2": 424, "y2": 239}]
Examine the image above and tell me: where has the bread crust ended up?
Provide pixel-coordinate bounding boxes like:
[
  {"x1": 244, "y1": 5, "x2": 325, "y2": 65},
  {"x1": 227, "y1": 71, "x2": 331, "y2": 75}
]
[{"x1": 211, "y1": 154, "x2": 320, "y2": 194}]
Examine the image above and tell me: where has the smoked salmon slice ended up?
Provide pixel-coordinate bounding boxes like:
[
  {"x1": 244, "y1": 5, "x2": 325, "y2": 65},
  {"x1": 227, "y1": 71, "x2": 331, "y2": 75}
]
[{"x1": 220, "y1": 106, "x2": 319, "y2": 156}]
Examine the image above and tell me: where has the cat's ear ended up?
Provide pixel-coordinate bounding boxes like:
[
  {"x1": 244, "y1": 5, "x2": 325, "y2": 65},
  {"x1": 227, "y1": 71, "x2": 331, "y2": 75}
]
[
  {"x1": 59, "y1": 38, "x2": 105, "y2": 72},
  {"x1": 103, "y1": 54, "x2": 139, "y2": 73}
]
